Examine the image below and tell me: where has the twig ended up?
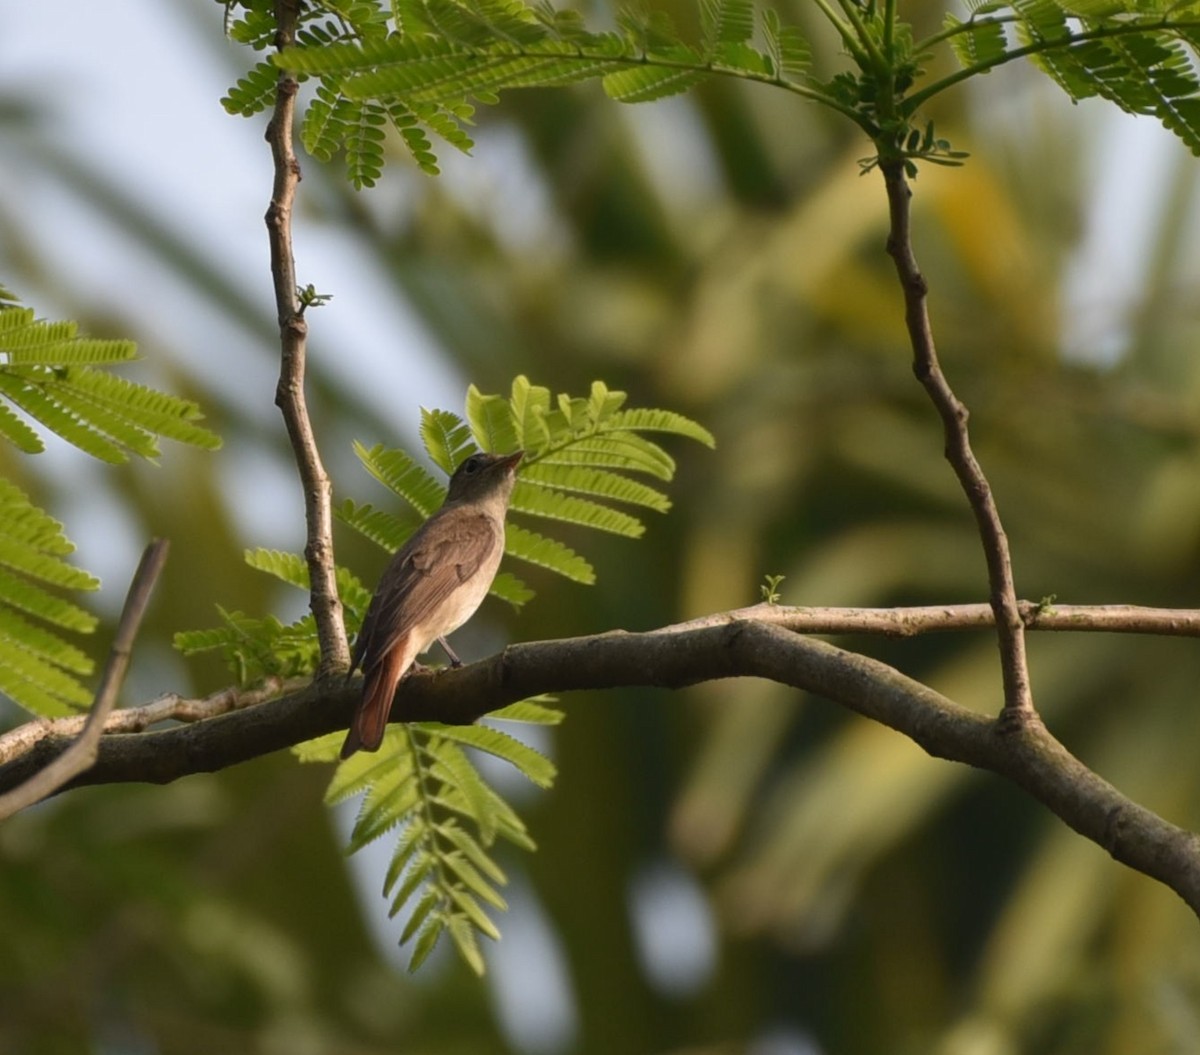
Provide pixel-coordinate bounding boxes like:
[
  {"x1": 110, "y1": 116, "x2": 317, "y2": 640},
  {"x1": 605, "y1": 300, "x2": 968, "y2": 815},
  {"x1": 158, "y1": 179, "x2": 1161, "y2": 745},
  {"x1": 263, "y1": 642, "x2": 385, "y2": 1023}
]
[
  {"x1": 0, "y1": 539, "x2": 170, "y2": 820},
  {"x1": 2, "y1": 614, "x2": 1199, "y2": 915},
  {"x1": 265, "y1": 0, "x2": 349, "y2": 676},
  {"x1": 0, "y1": 677, "x2": 300, "y2": 767},
  {"x1": 881, "y1": 159, "x2": 1034, "y2": 720}
]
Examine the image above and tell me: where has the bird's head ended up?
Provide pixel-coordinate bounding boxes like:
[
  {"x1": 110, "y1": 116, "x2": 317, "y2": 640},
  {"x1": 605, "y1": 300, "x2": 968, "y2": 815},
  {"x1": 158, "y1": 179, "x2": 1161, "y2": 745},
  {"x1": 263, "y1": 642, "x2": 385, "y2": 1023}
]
[{"x1": 445, "y1": 450, "x2": 524, "y2": 507}]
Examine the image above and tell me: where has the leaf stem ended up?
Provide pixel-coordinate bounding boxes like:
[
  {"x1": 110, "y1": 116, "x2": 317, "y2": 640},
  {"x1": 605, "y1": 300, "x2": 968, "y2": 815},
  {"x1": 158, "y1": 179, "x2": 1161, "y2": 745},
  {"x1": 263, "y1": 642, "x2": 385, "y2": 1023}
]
[
  {"x1": 267, "y1": 0, "x2": 350, "y2": 676},
  {"x1": 832, "y1": 0, "x2": 888, "y2": 72},
  {"x1": 806, "y1": 0, "x2": 872, "y2": 68}
]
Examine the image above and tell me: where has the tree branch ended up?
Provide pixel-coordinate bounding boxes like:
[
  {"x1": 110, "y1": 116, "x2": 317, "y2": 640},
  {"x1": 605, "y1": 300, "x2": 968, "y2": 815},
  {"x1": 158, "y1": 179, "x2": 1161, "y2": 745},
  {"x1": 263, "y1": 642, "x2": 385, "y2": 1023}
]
[
  {"x1": 2, "y1": 608, "x2": 1199, "y2": 917},
  {"x1": 882, "y1": 160, "x2": 1034, "y2": 720},
  {"x1": 3, "y1": 599, "x2": 1196, "y2": 767},
  {"x1": 0, "y1": 539, "x2": 170, "y2": 819},
  {"x1": 266, "y1": 0, "x2": 349, "y2": 676}
]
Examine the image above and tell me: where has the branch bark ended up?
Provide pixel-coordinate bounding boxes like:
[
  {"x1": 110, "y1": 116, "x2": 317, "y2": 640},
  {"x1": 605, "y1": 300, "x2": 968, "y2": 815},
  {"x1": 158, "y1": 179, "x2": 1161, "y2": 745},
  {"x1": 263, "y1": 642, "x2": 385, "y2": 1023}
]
[
  {"x1": 266, "y1": 0, "x2": 349, "y2": 676},
  {"x1": 2, "y1": 608, "x2": 1199, "y2": 917},
  {"x1": 882, "y1": 159, "x2": 1034, "y2": 720}
]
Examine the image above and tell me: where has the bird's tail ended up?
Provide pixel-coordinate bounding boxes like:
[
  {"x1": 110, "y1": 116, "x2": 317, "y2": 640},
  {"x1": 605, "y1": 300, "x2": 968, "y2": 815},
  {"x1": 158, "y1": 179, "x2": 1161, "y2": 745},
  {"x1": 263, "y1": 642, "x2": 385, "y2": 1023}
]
[{"x1": 340, "y1": 641, "x2": 409, "y2": 759}]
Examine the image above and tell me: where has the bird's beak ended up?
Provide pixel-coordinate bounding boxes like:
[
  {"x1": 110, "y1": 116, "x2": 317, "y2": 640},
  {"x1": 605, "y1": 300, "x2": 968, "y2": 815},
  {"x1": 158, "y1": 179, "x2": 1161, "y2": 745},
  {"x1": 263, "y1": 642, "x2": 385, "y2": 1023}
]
[{"x1": 498, "y1": 450, "x2": 524, "y2": 471}]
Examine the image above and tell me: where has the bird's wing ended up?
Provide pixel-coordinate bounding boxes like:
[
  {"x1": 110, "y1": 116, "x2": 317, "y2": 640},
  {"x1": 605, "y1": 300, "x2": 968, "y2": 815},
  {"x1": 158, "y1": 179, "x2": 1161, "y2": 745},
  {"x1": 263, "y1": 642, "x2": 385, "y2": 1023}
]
[{"x1": 352, "y1": 511, "x2": 501, "y2": 674}]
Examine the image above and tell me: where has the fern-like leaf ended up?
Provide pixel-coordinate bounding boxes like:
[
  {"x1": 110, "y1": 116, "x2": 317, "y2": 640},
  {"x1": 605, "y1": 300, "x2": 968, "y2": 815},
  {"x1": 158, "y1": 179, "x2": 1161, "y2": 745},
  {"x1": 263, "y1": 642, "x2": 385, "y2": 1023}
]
[
  {"x1": 420, "y1": 406, "x2": 477, "y2": 475},
  {"x1": 505, "y1": 523, "x2": 595, "y2": 583},
  {"x1": 602, "y1": 64, "x2": 707, "y2": 103},
  {"x1": 173, "y1": 608, "x2": 321, "y2": 683},
  {"x1": 221, "y1": 59, "x2": 282, "y2": 117},
  {"x1": 466, "y1": 383, "x2": 522, "y2": 455},
  {"x1": 509, "y1": 481, "x2": 646, "y2": 537},
  {"x1": 335, "y1": 498, "x2": 424, "y2": 553},
  {"x1": 0, "y1": 479, "x2": 98, "y2": 716},
  {"x1": 296, "y1": 721, "x2": 545, "y2": 974},
  {"x1": 700, "y1": 0, "x2": 755, "y2": 50},
  {"x1": 423, "y1": 721, "x2": 557, "y2": 788},
  {"x1": 354, "y1": 441, "x2": 445, "y2": 515},
  {"x1": 0, "y1": 298, "x2": 220, "y2": 462}
]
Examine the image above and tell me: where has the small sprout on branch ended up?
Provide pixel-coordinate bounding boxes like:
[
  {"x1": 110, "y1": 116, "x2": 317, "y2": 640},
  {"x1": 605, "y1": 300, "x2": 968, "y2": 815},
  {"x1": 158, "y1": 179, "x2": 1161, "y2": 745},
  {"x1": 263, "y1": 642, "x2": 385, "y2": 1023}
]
[
  {"x1": 297, "y1": 284, "x2": 334, "y2": 312},
  {"x1": 1035, "y1": 594, "x2": 1058, "y2": 616},
  {"x1": 761, "y1": 574, "x2": 786, "y2": 606}
]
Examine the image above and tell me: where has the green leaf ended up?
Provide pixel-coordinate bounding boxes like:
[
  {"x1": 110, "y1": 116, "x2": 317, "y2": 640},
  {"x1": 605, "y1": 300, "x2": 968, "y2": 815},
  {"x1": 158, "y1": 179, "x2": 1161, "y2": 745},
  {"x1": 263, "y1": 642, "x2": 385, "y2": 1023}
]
[
  {"x1": 438, "y1": 820, "x2": 509, "y2": 884},
  {"x1": 446, "y1": 912, "x2": 487, "y2": 974},
  {"x1": 0, "y1": 401, "x2": 43, "y2": 453},
  {"x1": 244, "y1": 548, "x2": 310, "y2": 591},
  {"x1": 426, "y1": 722, "x2": 557, "y2": 789},
  {"x1": 505, "y1": 523, "x2": 595, "y2": 583},
  {"x1": 700, "y1": 0, "x2": 755, "y2": 49},
  {"x1": 407, "y1": 914, "x2": 447, "y2": 972},
  {"x1": 510, "y1": 481, "x2": 646, "y2": 537},
  {"x1": 292, "y1": 730, "x2": 345, "y2": 763},
  {"x1": 509, "y1": 375, "x2": 552, "y2": 450},
  {"x1": 603, "y1": 406, "x2": 716, "y2": 447},
  {"x1": 420, "y1": 406, "x2": 476, "y2": 474},
  {"x1": 602, "y1": 64, "x2": 706, "y2": 103},
  {"x1": 489, "y1": 570, "x2": 535, "y2": 608},
  {"x1": 443, "y1": 850, "x2": 508, "y2": 910},
  {"x1": 488, "y1": 696, "x2": 564, "y2": 724},
  {"x1": 466, "y1": 383, "x2": 522, "y2": 455},
  {"x1": 335, "y1": 498, "x2": 424, "y2": 553},
  {"x1": 354, "y1": 441, "x2": 445, "y2": 515},
  {"x1": 222, "y1": 59, "x2": 280, "y2": 117},
  {"x1": 519, "y1": 462, "x2": 670, "y2": 511},
  {"x1": 425, "y1": 736, "x2": 501, "y2": 841}
]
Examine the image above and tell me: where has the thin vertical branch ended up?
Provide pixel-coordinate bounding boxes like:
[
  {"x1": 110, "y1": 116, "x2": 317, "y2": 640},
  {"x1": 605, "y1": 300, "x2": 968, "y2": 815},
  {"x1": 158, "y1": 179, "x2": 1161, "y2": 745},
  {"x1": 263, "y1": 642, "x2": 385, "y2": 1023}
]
[
  {"x1": 265, "y1": 0, "x2": 349, "y2": 676},
  {"x1": 881, "y1": 160, "x2": 1035, "y2": 720},
  {"x1": 0, "y1": 539, "x2": 170, "y2": 819}
]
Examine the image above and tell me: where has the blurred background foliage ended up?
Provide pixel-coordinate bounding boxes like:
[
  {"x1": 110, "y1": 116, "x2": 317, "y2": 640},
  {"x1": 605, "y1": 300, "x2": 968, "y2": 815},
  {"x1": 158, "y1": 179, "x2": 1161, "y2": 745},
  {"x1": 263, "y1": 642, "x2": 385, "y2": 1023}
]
[{"x1": 3, "y1": 0, "x2": 1200, "y2": 1053}]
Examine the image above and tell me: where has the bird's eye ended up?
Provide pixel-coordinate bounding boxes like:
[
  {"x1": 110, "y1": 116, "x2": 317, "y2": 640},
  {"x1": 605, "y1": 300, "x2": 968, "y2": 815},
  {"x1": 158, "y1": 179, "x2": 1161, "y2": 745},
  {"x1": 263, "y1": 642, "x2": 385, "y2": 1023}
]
[{"x1": 463, "y1": 456, "x2": 481, "y2": 473}]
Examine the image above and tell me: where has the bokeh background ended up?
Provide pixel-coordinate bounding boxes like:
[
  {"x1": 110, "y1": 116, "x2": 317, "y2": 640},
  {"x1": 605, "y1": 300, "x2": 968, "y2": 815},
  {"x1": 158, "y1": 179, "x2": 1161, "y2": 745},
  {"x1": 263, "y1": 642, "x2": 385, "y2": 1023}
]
[{"x1": 3, "y1": 1, "x2": 1200, "y2": 1053}]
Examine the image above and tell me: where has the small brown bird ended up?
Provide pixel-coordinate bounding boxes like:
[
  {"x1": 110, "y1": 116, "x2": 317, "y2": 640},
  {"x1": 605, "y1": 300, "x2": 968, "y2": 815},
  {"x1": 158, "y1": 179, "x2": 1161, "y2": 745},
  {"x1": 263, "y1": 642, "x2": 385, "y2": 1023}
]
[{"x1": 341, "y1": 449, "x2": 524, "y2": 759}]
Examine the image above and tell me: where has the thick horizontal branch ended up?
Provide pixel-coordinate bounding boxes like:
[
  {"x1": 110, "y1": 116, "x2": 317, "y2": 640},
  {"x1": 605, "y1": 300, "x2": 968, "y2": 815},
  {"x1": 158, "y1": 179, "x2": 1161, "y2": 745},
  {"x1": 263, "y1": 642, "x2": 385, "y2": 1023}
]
[
  {"x1": 2, "y1": 600, "x2": 1193, "y2": 768},
  {"x1": 1, "y1": 609, "x2": 1199, "y2": 917}
]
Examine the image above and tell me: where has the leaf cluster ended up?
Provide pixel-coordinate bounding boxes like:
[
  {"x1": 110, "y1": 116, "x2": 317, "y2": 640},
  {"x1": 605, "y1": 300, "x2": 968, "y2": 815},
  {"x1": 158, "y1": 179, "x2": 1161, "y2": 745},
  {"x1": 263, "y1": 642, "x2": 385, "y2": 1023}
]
[
  {"x1": 221, "y1": 0, "x2": 1200, "y2": 183},
  {"x1": 221, "y1": 0, "x2": 815, "y2": 180},
  {"x1": 0, "y1": 293, "x2": 221, "y2": 718},
  {"x1": 0, "y1": 479, "x2": 98, "y2": 716},
  {"x1": 296, "y1": 701, "x2": 561, "y2": 973},
  {"x1": 174, "y1": 549, "x2": 372, "y2": 681},
  {"x1": 934, "y1": 1, "x2": 1200, "y2": 156},
  {"x1": 342, "y1": 376, "x2": 713, "y2": 600},
  {"x1": 0, "y1": 305, "x2": 220, "y2": 463}
]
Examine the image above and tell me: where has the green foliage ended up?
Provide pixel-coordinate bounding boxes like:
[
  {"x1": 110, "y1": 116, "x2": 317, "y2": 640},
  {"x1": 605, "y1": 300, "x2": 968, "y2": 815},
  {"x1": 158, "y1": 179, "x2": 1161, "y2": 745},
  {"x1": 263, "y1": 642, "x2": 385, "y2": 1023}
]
[
  {"x1": 296, "y1": 702, "x2": 560, "y2": 973},
  {"x1": 218, "y1": 0, "x2": 821, "y2": 179},
  {"x1": 174, "y1": 607, "x2": 324, "y2": 682},
  {"x1": 341, "y1": 376, "x2": 713, "y2": 595},
  {"x1": 173, "y1": 549, "x2": 373, "y2": 680},
  {"x1": 0, "y1": 301, "x2": 221, "y2": 463},
  {"x1": 931, "y1": 1, "x2": 1200, "y2": 156},
  {"x1": 220, "y1": 0, "x2": 1200, "y2": 180},
  {"x1": 0, "y1": 479, "x2": 98, "y2": 716},
  {"x1": 0, "y1": 292, "x2": 220, "y2": 717}
]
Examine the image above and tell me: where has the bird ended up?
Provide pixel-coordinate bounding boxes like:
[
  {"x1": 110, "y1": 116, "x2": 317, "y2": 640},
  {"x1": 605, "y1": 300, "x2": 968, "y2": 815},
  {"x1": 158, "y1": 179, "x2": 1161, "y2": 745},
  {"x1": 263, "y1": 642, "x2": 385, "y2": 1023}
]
[{"x1": 340, "y1": 449, "x2": 524, "y2": 759}]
